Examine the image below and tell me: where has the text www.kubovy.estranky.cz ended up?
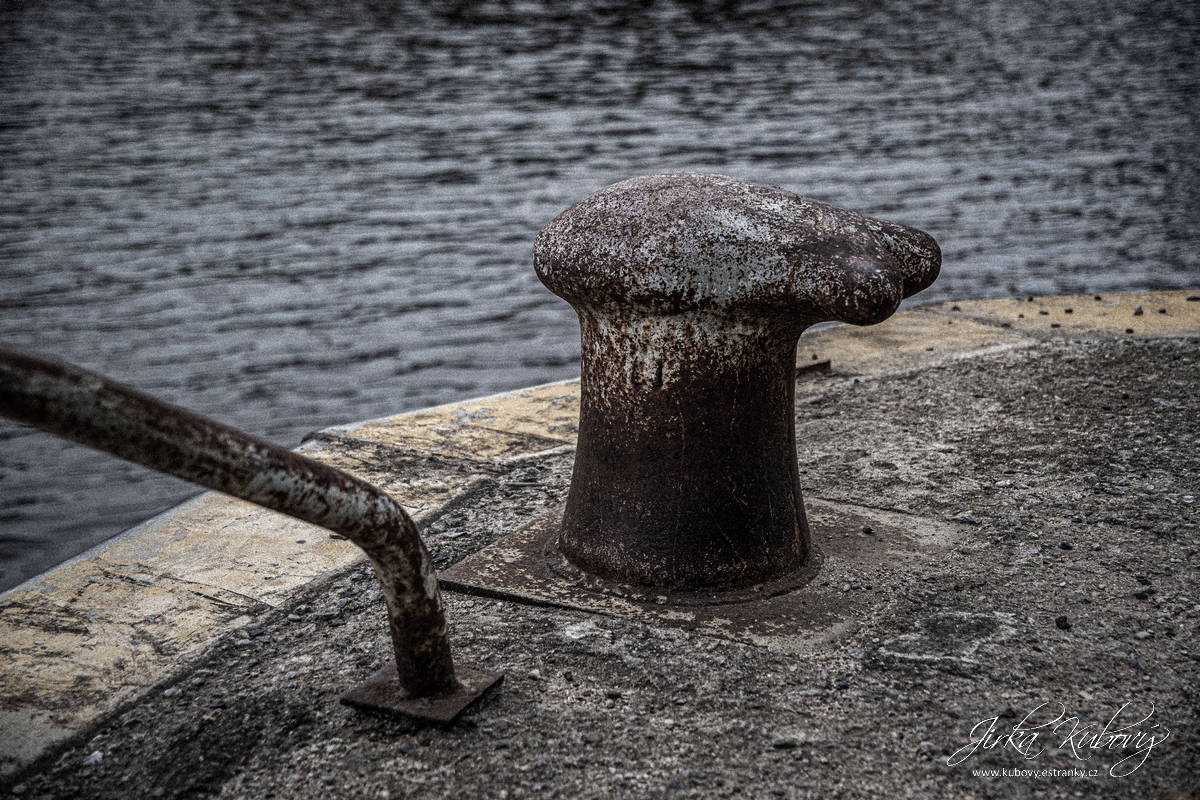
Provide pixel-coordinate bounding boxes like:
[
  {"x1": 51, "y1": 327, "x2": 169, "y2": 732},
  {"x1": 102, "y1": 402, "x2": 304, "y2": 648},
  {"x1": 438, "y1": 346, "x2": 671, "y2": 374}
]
[{"x1": 971, "y1": 768, "x2": 1101, "y2": 778}]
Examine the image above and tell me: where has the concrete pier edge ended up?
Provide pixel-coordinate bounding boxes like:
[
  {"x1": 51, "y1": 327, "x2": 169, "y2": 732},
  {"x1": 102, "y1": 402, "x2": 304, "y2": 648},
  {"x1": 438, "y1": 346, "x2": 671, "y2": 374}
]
[{"x1": 1, "y1": 289, "x2": 1197, "y2": 783}]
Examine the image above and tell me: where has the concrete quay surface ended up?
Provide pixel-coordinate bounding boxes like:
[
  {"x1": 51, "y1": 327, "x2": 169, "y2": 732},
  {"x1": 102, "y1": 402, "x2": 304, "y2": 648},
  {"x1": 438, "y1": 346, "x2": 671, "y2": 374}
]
[{"x1": 1, "y1": 290, "x2": 1198, "y2": 799}]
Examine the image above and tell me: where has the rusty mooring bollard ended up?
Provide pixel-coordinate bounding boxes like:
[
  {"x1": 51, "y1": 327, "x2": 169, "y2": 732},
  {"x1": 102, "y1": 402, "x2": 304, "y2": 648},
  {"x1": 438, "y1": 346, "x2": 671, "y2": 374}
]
[
  {"x1": 0, "y1": 345, "x2": 501, "y2": 722},
  {"x1": 535, "y1": 173, "x2": 940, "y2": 590}
]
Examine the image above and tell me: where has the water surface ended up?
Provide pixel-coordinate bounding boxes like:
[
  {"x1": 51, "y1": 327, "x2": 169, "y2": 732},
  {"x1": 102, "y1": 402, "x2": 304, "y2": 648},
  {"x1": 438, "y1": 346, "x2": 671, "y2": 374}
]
[{"x1": 2, "y1": 0, "x2": 1197, "y2": 591}]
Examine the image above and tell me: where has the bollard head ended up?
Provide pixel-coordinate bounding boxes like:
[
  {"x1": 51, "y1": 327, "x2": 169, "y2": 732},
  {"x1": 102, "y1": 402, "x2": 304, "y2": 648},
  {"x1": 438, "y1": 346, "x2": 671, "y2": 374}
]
[
  {"x1": 535, "y1": 172, "x2": 940, "y2": 327},
  {"x1": 534, "y1": 173, "x2": 940, "y2": 589}
]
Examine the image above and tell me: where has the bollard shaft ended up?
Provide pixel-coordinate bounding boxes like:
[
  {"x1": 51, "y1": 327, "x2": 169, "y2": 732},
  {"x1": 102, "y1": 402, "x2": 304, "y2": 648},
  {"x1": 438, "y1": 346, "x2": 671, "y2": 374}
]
[
  {"x1": 0, "y1": 345, "x2": 458, "y2": 699},
  {"x1": 567, "y1": 310, "x2": 809, "y2": 588}
]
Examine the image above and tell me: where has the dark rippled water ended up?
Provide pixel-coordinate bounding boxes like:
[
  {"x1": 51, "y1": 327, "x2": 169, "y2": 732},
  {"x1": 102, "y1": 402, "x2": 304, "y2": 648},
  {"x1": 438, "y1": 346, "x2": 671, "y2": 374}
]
[{"x1": 1, "y1": 0, "x2": 1197, "y2": 592}]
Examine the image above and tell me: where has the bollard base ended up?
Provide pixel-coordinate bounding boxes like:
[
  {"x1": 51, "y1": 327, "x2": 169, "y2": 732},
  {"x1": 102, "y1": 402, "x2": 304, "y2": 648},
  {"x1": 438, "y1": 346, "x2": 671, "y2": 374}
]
[
  {"x1": 440, "y1": 500, "x2": 961, "y2": 644},
  {"x1": 340, "y1": 664, "x2": 503, "y2": 724}
]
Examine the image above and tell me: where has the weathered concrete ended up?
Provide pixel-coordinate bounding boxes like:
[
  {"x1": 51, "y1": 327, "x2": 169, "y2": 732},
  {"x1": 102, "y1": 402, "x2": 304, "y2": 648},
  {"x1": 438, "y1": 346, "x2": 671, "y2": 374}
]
[{"x1": 1, "y1": 290, "x2": 1197, "y2": 799}]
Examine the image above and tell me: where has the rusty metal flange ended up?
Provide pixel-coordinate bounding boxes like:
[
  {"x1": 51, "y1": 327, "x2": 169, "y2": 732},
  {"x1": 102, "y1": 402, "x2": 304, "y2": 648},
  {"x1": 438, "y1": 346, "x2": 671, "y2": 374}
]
[{"x1": 341, "y1": 664, "x2": 504, "y2": 725}]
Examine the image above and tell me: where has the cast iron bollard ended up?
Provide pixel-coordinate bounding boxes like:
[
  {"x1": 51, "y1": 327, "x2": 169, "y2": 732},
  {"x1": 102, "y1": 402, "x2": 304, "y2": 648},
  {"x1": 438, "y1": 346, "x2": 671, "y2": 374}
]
[
  {"x1": 0, "y1": 345, "x2": 501, "y2": 723},
  {"x1": 535, "y1": 173, "x2": 940, "y2": 590}
]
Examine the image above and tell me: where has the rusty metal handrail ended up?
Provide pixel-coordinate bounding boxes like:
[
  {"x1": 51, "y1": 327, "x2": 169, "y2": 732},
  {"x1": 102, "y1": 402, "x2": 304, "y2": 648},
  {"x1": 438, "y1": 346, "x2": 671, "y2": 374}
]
[{"x1": 0, "y1": 345, "x2": 500, "y2": 721}]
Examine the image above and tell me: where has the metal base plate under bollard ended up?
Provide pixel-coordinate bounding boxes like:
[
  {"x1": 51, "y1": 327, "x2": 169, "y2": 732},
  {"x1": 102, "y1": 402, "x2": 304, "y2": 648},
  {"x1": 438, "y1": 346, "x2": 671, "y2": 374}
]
[
  {"x1": 340, "y1": 664, "x2": 504, "y2": 724},
  {"x1": 439, "y1": 500, "x2": 963, "y2": 647}
]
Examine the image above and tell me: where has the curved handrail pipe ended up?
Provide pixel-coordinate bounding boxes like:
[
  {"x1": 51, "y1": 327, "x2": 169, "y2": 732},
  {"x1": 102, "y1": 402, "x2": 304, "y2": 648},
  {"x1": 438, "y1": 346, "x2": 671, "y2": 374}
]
[{"x1": 0, "y1": 345, "x2": 501, "y2": 723}]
